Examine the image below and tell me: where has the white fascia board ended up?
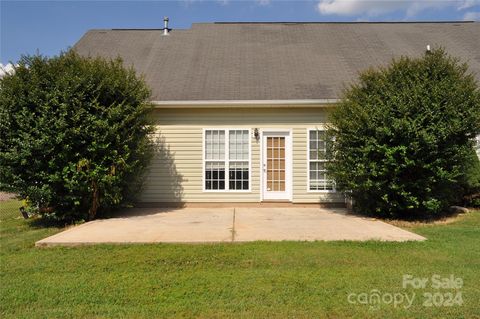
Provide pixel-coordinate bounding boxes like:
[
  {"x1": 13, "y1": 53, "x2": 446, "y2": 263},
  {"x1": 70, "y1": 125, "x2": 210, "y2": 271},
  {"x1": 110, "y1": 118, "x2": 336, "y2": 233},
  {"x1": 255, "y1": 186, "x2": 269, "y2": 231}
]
[{"x1": 151, "y1": 99, "x2": 340, "y2": 108}]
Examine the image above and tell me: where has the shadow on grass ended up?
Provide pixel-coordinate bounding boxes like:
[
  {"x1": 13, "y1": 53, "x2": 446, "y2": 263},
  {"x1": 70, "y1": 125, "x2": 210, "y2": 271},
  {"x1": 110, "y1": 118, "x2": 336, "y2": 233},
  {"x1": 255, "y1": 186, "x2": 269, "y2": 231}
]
[
  {"x1": 350, "y1": 207, "x2": 473, "y2": 225},
  {"x1": 27, "y1": 215, "x2": 82, "y2": 229}
]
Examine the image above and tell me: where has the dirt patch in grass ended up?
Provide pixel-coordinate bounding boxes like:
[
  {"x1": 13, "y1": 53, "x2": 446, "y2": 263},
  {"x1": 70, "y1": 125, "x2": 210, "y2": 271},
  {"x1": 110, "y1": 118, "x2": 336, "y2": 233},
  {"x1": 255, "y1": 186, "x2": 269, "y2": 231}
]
[
  {"x1": 385, "y1": 211, "x2": 476, "y2": 227},
  {"x1": 0, "y1": 192, "x2": 16, "y2": 202}
]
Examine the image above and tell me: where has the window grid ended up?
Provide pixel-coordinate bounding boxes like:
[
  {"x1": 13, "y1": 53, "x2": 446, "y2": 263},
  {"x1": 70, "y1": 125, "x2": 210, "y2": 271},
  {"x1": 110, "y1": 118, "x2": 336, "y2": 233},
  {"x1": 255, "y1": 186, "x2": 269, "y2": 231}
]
[
  {"x1": 229, "y1": 130, "x2": 249, "y2": 161},
  {"x1": 204, "y1": 129, "x2": 250, "y2": 191},
  {"x1": 205, "y1": 161, "x2": 225, "y2": 190},
  {"x1": 308, "y1": 130, "x2": 335, "y2": 191},
  {"x1": 205, "y1": 130, "x2": 225, "y2": 160},
  {"x1": 229, "y1": 161, "x2": 249, "y2": 190},
  {"x1": 228, "y1": 130, "x2": 249, "y2": 190}
]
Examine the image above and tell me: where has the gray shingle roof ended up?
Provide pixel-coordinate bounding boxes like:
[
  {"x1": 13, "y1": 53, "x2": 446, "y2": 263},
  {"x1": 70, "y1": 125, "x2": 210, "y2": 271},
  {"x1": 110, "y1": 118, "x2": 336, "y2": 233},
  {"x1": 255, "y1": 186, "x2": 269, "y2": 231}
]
[{"x1": 74, "y1": 22, "x2": 480, "y2": 101}]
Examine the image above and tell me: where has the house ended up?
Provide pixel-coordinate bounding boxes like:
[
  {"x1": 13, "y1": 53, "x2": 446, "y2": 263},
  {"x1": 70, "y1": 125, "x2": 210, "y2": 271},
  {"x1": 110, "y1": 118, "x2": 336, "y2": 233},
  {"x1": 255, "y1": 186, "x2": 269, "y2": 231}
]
[{"x1": 74, "y1": 21, "x2": 480, "y2": 205}]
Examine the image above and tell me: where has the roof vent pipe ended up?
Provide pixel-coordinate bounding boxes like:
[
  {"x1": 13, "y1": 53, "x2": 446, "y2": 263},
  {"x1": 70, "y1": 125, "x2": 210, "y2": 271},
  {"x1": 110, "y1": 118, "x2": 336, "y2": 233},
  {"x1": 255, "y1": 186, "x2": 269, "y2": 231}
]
[
  {"x1": 426, "y1": 44, "x2": 431, "y2": 54},
  {"x1": 163, "y1": 17, "x2": 169, "y2": 36}
]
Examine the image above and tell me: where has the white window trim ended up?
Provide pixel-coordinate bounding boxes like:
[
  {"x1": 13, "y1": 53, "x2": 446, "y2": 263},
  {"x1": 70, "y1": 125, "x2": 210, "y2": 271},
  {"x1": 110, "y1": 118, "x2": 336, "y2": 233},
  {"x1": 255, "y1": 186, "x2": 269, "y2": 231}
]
[
  {"x1": 202, "y1": 128, "x2": 252, "y2": 192},
  {"x1": 306, "y1": 128, "x2": 336, "y2": 193}
]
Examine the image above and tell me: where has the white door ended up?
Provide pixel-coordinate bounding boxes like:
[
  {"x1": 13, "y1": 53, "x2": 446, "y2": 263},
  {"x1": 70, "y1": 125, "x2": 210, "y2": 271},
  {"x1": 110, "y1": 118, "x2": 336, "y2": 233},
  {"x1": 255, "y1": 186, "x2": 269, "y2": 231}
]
[{"x1": 262, "y1": 131, "x2": 292, "y2": 201}]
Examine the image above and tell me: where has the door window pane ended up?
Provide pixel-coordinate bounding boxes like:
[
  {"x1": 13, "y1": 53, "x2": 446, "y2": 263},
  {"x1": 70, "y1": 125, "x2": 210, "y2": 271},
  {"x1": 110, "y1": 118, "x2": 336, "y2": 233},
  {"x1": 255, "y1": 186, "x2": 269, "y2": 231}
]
[{"x1": 266, "y1": 136, "x2": 286, "y2": 192}]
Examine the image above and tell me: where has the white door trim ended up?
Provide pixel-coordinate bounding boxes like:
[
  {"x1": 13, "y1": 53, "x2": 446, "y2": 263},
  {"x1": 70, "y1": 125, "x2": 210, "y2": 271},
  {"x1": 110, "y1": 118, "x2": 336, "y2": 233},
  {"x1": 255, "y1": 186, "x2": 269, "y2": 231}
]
[{"x1": 260, "y1": 129, "x2": 293, "y2": 201}]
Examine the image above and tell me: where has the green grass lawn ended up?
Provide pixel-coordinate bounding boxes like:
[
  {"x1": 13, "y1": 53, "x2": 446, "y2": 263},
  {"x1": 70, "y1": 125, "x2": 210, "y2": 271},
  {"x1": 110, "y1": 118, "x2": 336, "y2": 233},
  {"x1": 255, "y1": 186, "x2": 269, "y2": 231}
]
[{"x1": 1, "y1": 200, "x2": 479, "y2": 318}]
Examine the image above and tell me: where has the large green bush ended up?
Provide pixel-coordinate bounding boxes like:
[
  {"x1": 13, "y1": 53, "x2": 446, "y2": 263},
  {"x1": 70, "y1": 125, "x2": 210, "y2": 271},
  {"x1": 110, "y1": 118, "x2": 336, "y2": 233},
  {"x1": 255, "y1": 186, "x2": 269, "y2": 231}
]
[
  {"x1": 459, "y1": 148, "x2": 480, "y2": 207},
  {"x1": 0, "y1": 51, "x2": 153, "y2": 221},
  {"x1": 327, "y1": 49, "x2": 480, "y2": 219}
]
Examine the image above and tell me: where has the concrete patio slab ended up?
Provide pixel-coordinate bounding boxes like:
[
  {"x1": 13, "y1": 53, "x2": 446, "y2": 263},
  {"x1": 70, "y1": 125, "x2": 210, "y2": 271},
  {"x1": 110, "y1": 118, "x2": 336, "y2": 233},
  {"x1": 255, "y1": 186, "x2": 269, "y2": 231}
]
[
  {"x1": 36, "y1": 207, "x2": 425, "y2": 246},
  {"x1": 233, "y1": 208, "x2": 425, "y2": 242},
  {"x1": 36, "y1": 207, "x2": 234, "y2": 246}
]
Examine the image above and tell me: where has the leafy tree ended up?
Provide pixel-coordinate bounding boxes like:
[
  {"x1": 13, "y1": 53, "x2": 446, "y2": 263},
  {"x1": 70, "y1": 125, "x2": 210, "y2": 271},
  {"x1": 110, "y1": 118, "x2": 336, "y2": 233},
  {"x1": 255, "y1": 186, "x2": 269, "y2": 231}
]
[
  {"x1": 0, "y1": 51, "x2": 153, "y2": 221},
  {"x1": 327, "y1": 48, "x2": 480, "y2": 218}
]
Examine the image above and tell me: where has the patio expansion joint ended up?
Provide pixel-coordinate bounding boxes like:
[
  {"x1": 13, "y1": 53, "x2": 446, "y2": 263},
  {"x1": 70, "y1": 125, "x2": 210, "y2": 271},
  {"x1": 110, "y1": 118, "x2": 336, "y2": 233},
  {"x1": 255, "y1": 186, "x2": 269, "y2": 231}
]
[{"x1": 230, "y1": 208, "x2": 237, "y2": 243}]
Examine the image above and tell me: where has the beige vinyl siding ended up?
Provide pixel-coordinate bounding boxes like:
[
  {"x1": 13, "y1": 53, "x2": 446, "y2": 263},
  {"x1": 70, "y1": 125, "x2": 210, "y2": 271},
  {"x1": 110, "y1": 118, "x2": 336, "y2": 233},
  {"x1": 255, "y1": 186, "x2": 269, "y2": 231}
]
[{"x1": 139, "y1": 107, "x2": 344, "y2": 203}]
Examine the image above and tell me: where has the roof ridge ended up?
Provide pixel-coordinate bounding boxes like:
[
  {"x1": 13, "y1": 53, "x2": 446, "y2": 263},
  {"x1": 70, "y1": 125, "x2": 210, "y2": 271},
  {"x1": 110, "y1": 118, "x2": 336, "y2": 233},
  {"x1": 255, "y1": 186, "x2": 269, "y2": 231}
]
[
  {"x1": 213, "y1": 21, "x2": 475, "y2": 24},
  {"x1": 110, "y1": 28, "x2": 163, "y2": 30}
]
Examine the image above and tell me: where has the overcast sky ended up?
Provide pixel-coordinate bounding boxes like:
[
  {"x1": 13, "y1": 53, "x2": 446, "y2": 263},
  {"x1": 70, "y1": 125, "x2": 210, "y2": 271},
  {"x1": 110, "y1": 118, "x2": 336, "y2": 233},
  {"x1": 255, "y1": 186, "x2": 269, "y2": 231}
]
[{"x1": 1, "y1": 0, "x2": 480, "y2": 64}]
